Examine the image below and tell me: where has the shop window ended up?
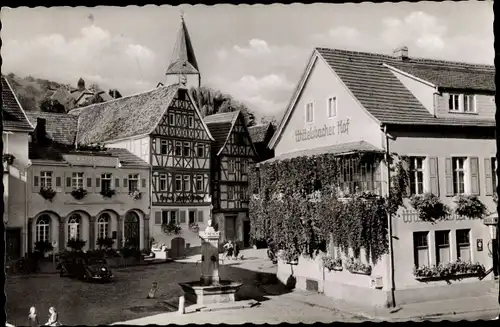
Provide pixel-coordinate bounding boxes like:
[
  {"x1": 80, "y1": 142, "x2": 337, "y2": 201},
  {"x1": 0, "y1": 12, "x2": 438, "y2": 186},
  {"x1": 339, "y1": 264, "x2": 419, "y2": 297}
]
[
  {"x1": 413, "y1": 231, "x2": 429, "y2": 267},
  {"x1": 435, "y1": 230, "x2": 451, "y2": 264},
  {"x1": 456, "y1": 229, "x2": 471, "y2": 262}
]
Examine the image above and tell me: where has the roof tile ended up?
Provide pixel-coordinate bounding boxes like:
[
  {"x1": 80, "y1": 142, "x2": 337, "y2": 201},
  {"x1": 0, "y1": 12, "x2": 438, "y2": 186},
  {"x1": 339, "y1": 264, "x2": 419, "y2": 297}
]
[{"x1": 2, "y1": 76, "x2": 33, "y2": 131}]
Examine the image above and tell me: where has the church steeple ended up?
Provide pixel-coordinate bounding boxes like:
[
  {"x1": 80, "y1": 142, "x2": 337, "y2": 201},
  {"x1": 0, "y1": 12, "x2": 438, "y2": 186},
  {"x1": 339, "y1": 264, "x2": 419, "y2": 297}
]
[{"x1": 165, "y1": 12, "x2": 201, "y2": 89}]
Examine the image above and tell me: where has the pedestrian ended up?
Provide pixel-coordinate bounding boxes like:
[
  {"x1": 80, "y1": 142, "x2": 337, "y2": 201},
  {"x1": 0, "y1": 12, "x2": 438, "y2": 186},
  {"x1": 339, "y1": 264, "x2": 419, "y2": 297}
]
[
  {"x1": 27, "y1": 306, "x2": 40, "y2": 327},
  {"x1": 45, "y1": 307, "x2": 60, "y2": 326}
]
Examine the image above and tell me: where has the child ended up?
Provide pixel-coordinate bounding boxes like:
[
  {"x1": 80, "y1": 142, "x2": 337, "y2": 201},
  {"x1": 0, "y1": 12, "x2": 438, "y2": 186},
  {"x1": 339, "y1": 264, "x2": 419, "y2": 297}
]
[{"x1": 28, "y1": 306, "x2": 40, "y2": 327}]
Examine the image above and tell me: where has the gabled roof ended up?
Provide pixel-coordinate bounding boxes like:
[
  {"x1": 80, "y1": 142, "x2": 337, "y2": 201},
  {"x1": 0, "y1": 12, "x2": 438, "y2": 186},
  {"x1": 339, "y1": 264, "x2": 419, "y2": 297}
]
[
  {"x1": 270, "y1": 47, "x2": 495, "y2": 149},
  {"x1": 1, "y1": 76, "x2": 34, "y2": 132},
  {"x1": 166, "y1": 17, "x2": 200, "y2": 75},
  {"x1": 248, "y1": 123, "x2": 273, "y2": 144},
  {"x1": 71, "y1": 85, "x2": 181, "y2": 145},
  {"x1": 204, "y1": 111, "x2": 258, "y2": 156},
  {"x1": 260, "y1": 141, "x2": 383, "y2": 165},
  {"x1": 26, "y1": 112, "x2": 78, "y2": 146}
]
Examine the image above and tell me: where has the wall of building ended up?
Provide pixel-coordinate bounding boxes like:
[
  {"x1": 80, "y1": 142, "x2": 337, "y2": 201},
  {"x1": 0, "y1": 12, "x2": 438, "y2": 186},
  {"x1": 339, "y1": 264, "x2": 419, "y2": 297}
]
[
  {"x1": 3, "y1": 131, "x2": 30, "y2": 254},
  {"x1": 435, "y1": 93, "x2": 495, "y2": 119},
  {"x1": 273, "y1": 55, "x2": 383, "y2": 157},
  {"x1": 150, "y1": 205, "x2": 211, "y2": 254},
  {"x1": 28, "y1": 164, "x2": 150, "y2": 252},
  {"x1": 108, "y1": 136, "x2": 151, "y2": 164}
]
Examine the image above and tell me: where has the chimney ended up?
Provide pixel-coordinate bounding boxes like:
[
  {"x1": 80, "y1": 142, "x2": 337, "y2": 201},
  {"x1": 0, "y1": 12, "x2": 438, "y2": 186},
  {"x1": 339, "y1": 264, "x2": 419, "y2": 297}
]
[{"x1": 393, "y1": 46, "x2": 409, "y2": 61}]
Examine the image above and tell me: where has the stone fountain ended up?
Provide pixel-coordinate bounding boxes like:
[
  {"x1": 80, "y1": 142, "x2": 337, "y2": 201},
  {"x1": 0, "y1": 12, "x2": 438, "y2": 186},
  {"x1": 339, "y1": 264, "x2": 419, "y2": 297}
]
[{"x1": 179, "y1": 218, "x2": 243, "y2": 305}]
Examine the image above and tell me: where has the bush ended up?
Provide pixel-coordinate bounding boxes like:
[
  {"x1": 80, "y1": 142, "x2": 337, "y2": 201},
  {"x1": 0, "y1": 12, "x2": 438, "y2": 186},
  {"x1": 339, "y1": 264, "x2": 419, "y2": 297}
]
[
  {"x1": 96, "y1": 237, "x2": 114, "y2": 249},
  {"x1": 67, "y1": 238, "x2": 87, "y2": 251},
  {"x1": 100, "y1": 189, "x2": 116, "y2": 198},
  {"x1": 345, "y1": 257, "x2": 372, "y2": 275},
  {"x1": 70, "y1": 188, "x2": 88, "y2": 200},
  {"x1": 322, "y1": 256, "x2": 342, "y2": 271},
  {"x1": 39, "y1": 187, "x2": 57, "y2": 202},
  {"x1": 454, "y1": 195, "x2": 487, "y2": 219},
  {"x1": 162, "y1": 221, "x2": 182, "y2": 235},
  {"x1": 410, "y1": 193, "x2": 450, "y2": 222},
  {"x1": 34, "y1": 240, "x2": 54, "y2": 254}
]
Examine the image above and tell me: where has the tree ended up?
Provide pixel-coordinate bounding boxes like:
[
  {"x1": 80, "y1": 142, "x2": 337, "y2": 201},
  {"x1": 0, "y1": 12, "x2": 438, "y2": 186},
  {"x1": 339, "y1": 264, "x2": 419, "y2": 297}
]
[
  {"x1": 189, "y1": 86, "x2": 256, "y2": 127},
  {"x1": 109, "y1": 89, "x2": 122, "y2": 99},
  {"x1": 260, "y1": 115, "x2": 278, "y2": 126},
  {"x1": 39, "y1": 98, "x2": 66, "y2": 113},
  {"x1": 80, "y1": 93, "x2": 104, "y2": 107}
]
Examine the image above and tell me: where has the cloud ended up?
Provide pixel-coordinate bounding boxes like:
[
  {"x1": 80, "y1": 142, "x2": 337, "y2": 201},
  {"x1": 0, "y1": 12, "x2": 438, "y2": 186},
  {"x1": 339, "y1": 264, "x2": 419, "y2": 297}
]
[
  {"x1": 235, "y1": 74, "x2": 294, "y2": 95},
  {"x1": 233, "y1": 39, "x2": 272, "y2": 56},
  {"x1": 311, "y1": 26, "x2": 363, "y2": 51},
  {"x1": 2, "y1": 24, "x2": 157, "y2": 95},
  {"x1": 381, "y1": 11, "x2": 446, "y2": 53}
]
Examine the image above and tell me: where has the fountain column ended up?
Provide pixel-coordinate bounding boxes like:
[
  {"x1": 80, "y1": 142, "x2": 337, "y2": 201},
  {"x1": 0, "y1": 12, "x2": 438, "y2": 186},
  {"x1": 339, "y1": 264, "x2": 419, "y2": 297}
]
[{"x1": 199, "y1": 218, "x2": 220, "y2": 286}]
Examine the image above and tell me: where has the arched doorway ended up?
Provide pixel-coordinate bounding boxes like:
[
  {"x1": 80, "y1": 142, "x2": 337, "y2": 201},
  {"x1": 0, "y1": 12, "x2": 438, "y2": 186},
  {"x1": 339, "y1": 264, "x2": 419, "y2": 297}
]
[{"x1": 124, "y1": 212, "x2": 140, "y2": 249}]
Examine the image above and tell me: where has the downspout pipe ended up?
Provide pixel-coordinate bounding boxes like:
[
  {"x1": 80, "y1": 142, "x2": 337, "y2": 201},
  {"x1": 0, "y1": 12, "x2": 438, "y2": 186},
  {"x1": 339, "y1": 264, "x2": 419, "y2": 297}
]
[{"x1": 383, "y1": 124, "x2": 396, "y2": 308}]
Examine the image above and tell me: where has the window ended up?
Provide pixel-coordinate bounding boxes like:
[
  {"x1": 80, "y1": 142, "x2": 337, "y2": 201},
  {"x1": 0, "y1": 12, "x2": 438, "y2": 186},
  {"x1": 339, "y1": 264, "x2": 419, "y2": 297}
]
[
  {"x1": 97, "y1": 214, "x2": 110, "y2": 239},
  {"x1": 228, "y1": 186, "x2": 234, "y2": 200},
  {"x1": 456, "y1": 229, "x2": 471, "y2": 262},
  {"x1": 169, "y1": 113, "x2": 175, "y2": 125},
  {"x1": 305, "y1": 102, "x2": 314, "y2": 123},
  {"x1": 169, "y1": 211, "x2": 177, "y2": 224},
  {"x1": 159, "y1": 174, "x2": 167, "y2": 191},
  {"x1": 72, "y1": 172, "x2": 84, "y2": 189},
  {"x1": 435, "y1": 230, "x2": 450, "y2": 265},
  {"x1": 160, "y1": 140, "x2": 168, "y2": 154},
  {"x1": 183, "y1": 142, "x2": 190, "y2": 157},
  {"x1": 195, "y1": 175, "x2": 204, "y2": 192},
  {"x1": 448, "y1": 94, "x2": 460, "y2": 111},
  {"x1": 241, "y1": 160, "x2": 248, "y2": 175},
  {"x1": 452, "y1": 157, "x2": 466, "y2": 195},
  {"x1": 101, "y1": 173, "x2": 112, "y2": 192},
  {"x1": 188, "y1": 211, "x2": 196, "y2": 224},
  {"x1": 197, "y1": 144, "x2": 205, "y2": 157},
  {"x1": 228, "y1": 159, "x2": 235, "y2": 174},
  {"x1": 175, "y1": 175, "x2": 182, "y2": 191},
  {"x1": 40, "y1": 171, "x2": 53, "y2": 189},
  {"x1": 183, "y1": 175, "x2": 191, "y2": 192},
  {"x1": 409, "y1": 157, "x2": 425, "y2": 195},
  {"x1": 36, "y1": 215, "x2": 50, "y2": 242},
  {"x1": 338, "y1": 156, "x2": 381, "y2": 195},
  {"x1": 463, "y1": 95, "x2": 475, "y2": 113},
  {"x1": 413, "y1": 231, "x2": 429, "y2": 267},
  {"x1": 161, "y1": 211, "x2": 169, "y2": 224},
  {"x1": 68, "y1": 214, "x2": 81, "y2": 240},
  {"x1": 175, "y1": 142, "x2": 182, "y2": 156},
  {"x1": 128, "y1": 174, "x2": 139, "y2": 193},
  {"x1": 492, "y1": 158, "x2": 498, "y2": 192},
  {"x1": 188, "y1": 116, "x2": 194, "y2": 128},
  {"x1": 327, "y1": 96, "x2": 337, "y2": 118}
]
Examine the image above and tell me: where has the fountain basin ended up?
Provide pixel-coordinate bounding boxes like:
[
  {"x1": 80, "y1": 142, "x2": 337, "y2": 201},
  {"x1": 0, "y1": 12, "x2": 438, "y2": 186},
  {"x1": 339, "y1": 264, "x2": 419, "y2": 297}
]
[{"x1": 179, "y1": 280, "x2": 243, "y2": 305}]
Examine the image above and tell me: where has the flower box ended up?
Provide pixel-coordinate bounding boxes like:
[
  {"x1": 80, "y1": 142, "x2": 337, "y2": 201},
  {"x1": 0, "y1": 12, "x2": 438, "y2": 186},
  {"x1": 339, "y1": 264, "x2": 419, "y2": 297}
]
[
  {"x1": 415, "y1": 272, "x2": 481, "y2": 282},
  {"x1": 413, "y1": 260, "x2": 486, "y2": 282},
  {"x1": 39, "y1": 187, "x2": 57, "y2": 202},
  {"x1": 100, "y1": 189, "x2": 116, "y2": 198},
  {"x1": 322, "y1": 256, "x2": 343, "y2": 272},
  {"x1": 70, "y1": 188, "x2": 88, "y2": 200},
  {"x1": 129, "y1": 190, "x2": 142, "y2": 200},
  {"x1": 345, "y1": 257, "x2": 372, "y2": 276}
]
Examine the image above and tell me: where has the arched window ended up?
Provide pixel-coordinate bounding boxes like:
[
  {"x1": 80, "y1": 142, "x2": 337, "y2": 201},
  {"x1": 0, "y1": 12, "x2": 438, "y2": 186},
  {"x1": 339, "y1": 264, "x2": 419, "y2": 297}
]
[
  {"x1": 68, "y1": 214, "x2": 81, "y2": 240},
  {"x1": 36, "y1": 215, "x2": 51, "y2": 242},
  {"x1": 97, "y1": 213, "x2": 110, "y2": 239}
]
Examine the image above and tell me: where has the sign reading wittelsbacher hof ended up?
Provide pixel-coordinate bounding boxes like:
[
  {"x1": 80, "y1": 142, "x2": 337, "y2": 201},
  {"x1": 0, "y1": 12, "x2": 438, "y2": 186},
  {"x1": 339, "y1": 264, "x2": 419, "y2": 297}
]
[{"x1": 294, "y1": 119, "x2": 350, "y2": 142}]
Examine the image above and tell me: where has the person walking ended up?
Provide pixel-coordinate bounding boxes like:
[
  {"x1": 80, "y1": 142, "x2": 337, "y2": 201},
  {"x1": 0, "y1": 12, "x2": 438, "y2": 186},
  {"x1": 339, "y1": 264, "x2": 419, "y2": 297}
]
[
  {"x1": 27, "y1": 306, "x2": 40, "y2": 327},
  {"x1": 45, "y1": 307, "x2": 60, "y2": 326}
]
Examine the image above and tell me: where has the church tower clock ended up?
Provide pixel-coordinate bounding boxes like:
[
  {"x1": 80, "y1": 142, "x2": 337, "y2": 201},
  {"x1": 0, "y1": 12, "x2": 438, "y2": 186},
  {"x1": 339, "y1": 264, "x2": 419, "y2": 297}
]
[{"x1": 165, "y1": 13, "x2": 201, "y2": 89}]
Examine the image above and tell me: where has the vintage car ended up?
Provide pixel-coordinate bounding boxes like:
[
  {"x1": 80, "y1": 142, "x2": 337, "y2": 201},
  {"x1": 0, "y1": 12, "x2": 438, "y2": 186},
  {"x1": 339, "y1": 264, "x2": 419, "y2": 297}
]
[{"x1": 58, "y1": 255, "x2": 113, "y2": 282}]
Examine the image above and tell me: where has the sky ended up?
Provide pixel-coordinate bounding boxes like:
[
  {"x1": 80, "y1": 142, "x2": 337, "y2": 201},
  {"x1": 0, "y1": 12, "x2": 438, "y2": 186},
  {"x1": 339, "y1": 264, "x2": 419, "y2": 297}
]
[{"x1": 0, "y1": 2, "x2": 494, "y2": 121}]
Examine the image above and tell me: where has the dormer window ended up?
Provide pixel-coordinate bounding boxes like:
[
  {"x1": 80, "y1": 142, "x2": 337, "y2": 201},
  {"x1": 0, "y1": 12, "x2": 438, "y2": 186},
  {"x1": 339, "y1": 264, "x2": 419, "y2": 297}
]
[{"x1": 448, "y1": 94, "x2": 476, "y2": 113}]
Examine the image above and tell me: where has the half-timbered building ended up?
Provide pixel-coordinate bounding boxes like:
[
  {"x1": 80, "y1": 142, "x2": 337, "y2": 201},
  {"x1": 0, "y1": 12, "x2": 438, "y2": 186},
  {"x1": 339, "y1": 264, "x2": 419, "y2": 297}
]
[
  {"x1": 70, "y1": 84, "x2": 214, "y2": 252},
  {"x1": 204, "y1": 111, "x2": 258, "y2": 248}
]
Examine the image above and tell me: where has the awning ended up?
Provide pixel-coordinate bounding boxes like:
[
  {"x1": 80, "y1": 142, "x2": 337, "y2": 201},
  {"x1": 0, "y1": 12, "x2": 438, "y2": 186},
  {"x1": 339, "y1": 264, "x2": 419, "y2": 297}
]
[{"x1": 258, "y1": 141, "x2": 384, "y2": 166}]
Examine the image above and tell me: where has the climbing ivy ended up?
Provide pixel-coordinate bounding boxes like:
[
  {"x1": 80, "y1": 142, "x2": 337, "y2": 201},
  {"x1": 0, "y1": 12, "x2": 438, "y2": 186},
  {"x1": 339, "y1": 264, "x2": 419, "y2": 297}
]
[{"x1": 249, "y1": 151, "x2": 408, "y2": 265}]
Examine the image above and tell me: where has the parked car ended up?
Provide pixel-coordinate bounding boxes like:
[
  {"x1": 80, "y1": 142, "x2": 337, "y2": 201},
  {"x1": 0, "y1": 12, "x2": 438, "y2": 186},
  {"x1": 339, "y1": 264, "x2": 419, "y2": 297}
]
[{"x1": 58, "y1": 254, "x2": 113, "y2": 282}]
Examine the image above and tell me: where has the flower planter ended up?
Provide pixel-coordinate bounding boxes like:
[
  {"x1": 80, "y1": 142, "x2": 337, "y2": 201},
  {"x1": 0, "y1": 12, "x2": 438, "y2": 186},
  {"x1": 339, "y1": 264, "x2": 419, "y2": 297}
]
[
  {"x1": 327, "y1": 266, "x2": 343, "y2": 272},
  {"x1": 286, "y1": 260, "x2": 299, "y2": 265},
  {"x1": 415, "y1": 272, "x2": 482, "y2": 282},
  {"x1": 349, "y1": 269, "x2": 371, "y2": 276}
]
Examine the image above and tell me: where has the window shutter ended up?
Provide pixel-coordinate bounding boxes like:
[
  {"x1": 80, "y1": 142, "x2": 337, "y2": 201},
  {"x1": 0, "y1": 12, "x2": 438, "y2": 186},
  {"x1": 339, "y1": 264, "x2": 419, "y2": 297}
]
[
  {"x1": 115, "y1": 178, "x2": 120, "y2": 188},
  {"x1": 401, "y1": 159, "x2": 411, "y2": 196},
  {"x1": 444, "y1": 157, "x2": 454, "y2": 197},
  {"x1": 142, "y1": 178, "x2": 146, "y2": 188},
  {"x1": 469, "y1": 157, "x2": 480, "y2": 195},
  {"x1": 65, "y1": 172, "x2": 72, "y2": 192},
  {"x1": 34, "y1": 176, "x2": 39, "y2": 187},
  {"x1": 428, "y1": 157, "x2": 439, "y2": 196},
  {"x1": 96, "y1": 177, "x2": 101, "y2": 188},
  {"x1": 123, "y1": 178, "x2": 128, "y2": 193},
  {"x1": 485, "y1": 158, "x2": 493, "y2": 196},
  {"x1": 56, "y1": 177, "x2": 62, "y2": 188},
  {"x1": 87, "y1": 177, "x2": 93, "y2": 192},
  {"x1": 154, "y1": 211, "x2": 162, "y2": 225},
  {"x1": 179, "y1": 210, "x2": 186, "y2": 223},
  {"x1": 198, "y1": 210, "x2": 204, "y2": 223}
]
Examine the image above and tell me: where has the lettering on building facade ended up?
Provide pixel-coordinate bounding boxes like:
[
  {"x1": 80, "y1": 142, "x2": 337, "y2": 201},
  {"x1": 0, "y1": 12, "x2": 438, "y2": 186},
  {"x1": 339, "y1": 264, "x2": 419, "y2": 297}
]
[
  {"x1": 401, "y1": 210, "x2": 470, "y2": 223},
  {"x1": 63, "y1": 154, "x2": 119, "y2": 167},
  {"x1": 294, "y1": 119, "x2": 350, "y2": 142}
]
